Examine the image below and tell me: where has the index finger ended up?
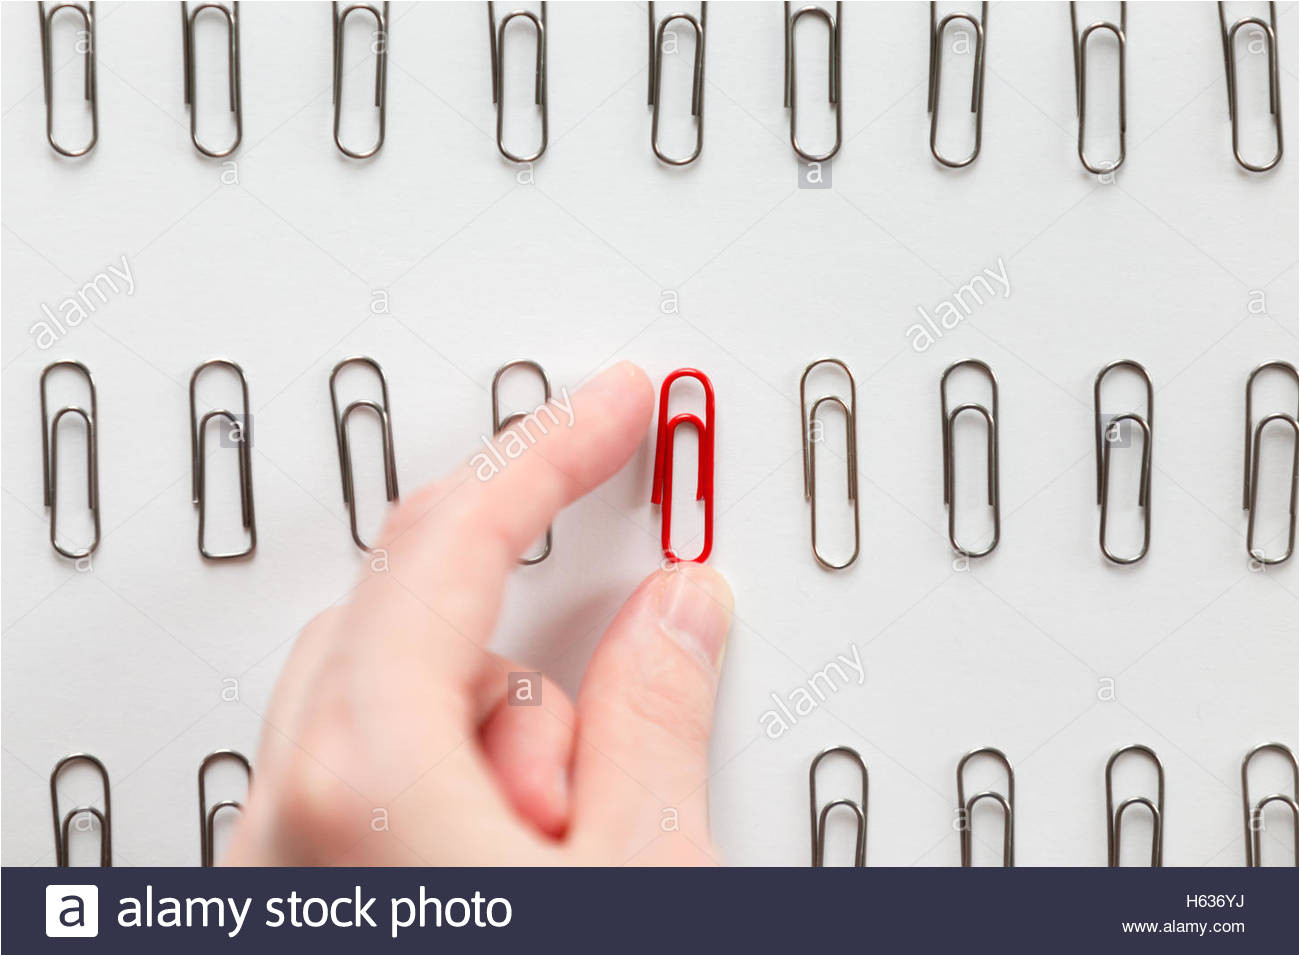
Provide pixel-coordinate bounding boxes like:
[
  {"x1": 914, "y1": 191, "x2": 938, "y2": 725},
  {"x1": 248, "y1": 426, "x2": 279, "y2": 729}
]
[{"x1": 348, "y1": 360, "x2": 654, "y2": 687}]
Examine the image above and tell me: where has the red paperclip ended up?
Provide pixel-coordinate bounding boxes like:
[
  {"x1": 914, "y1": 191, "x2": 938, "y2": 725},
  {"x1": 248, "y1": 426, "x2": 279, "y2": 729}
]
[{"x1": 651, "y1": 368, "x2": 715, "y2": 563}]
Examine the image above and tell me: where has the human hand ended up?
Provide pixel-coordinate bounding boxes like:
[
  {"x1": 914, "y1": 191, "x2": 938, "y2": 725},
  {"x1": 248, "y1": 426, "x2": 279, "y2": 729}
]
[{"x1": 227, "y1": 361, "x2": 734, "y2": 865}]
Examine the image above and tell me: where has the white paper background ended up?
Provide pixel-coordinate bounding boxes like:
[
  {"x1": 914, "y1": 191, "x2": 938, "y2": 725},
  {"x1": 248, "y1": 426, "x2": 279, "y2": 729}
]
[{"x1": 2, "y1": 0, "x2": 1297, "y2": 868}]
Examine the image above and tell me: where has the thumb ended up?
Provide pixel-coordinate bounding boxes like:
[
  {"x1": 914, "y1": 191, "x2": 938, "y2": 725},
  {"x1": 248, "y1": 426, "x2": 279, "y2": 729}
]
[{"x1": 568, "y1": 563, "x2": 733, "y2": 862}]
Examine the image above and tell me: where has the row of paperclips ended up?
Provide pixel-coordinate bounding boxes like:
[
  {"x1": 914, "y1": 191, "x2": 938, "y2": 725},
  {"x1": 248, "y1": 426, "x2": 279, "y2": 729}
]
[
  {"x1": 37, "y1": 358, "x2": 715, "y2": 563},
  {"x1": 808, "y1": 742, "x2": 1300, "y2": 867},
  {"x1": 49, "y1": 751, "x2": 250, "y2": 866},
  {"x1": 37, "y1": 357, "x2": 1298, "y2": 567},
  {"x1": 44, "y1": 741, "x2": 1300, "y2": 866},
  {"x1": 48, "y1": 754, "x2": 250, "y2": 868},
  {"x1": 37, "y1": 2, "x2": 1284, "y2": 172},
  {"x1": 801, "y1": 357, "x2": 1300, "y2": 567}
]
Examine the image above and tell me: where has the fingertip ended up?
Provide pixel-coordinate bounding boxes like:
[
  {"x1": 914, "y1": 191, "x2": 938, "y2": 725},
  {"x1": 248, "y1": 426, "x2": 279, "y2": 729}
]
[
  {"x1": 605, "y1": 359, "x2": 653, "y2": 391},
  {"x1": 670, "y1": 561, "x2": 734, "y2": 614},
  {"x1": 582, "y1": 361, "x2": 654, "y2": 428},
  {"x1": 656, "y1": 562, "x2": 734, "y2": 672}
]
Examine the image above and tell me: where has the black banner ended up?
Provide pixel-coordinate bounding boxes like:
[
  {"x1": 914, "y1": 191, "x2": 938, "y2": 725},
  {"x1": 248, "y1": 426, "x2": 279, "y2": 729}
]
[{"x1": 7, "y1": 866, "x2": 1297, "y2": 954}]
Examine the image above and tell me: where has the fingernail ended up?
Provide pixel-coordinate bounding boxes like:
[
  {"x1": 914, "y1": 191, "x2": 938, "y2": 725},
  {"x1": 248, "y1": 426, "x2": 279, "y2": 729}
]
[{"x1": 659, "y1": 564, "x2": 734, "y2": 671}]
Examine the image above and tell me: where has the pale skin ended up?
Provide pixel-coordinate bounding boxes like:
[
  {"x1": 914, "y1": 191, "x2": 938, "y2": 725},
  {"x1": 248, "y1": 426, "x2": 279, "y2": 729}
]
[{"x1": 227, "y1": 362, "x2": 734, "y2": 865}]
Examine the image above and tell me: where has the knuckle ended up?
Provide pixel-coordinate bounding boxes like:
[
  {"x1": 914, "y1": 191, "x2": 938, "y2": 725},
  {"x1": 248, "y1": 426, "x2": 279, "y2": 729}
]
[
  {"x1": 439, "y1": 490, "x2": 515, "y2": 564},
  {"x1": 374, "y1": 480, "x2": 454, "y2": 550},
  {"x1": 271, "y1": 724, "x2": 370, "y2": 856},
  {"x1": 622, "y1": 652, "x2": 714, "y2": 751}
]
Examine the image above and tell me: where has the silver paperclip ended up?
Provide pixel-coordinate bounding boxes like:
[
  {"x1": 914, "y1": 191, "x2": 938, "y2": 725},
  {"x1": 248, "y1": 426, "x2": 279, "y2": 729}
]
[
  {"x1": 181, "y1": 1, "x2": 242, "y2": 157},
  {"x1": 927, "y1": 2, "x2": 987, "y2": 168},
  {"x1": 1095, "y1": 360, "x2": 1152, "y2": 564},
  {"x1": 1251, "y1": 794, "x2": 1300, "y2": 867},
  {"x1": 1105, "y1": 743, "x2": 1163, "y2": 867},
  {"x1": 1218, "y1": 2, "x2": 1283, "y2": 172},
  {"x1": 38, "y1": 1, "x2": 98, "y2": 157},
  {"x1": 50, "y1": 753, "x2": 111, "y2": 867},
  {"x1": 1243, "y1": 361, "x2": 1298, "y2": 565},
  {"x1": 333, "y1": 1, "x2": 389, "y2": 158},
  {"x1": 809, "y1": 745, "x2": 867, "y2": 866},
  {"x1": 1241, "y1": 742, "x2": 1298, "y2": 866},
  {"x1": 189, "y1": 359, "x2": 255, "y2": 560},
  {"x1": 800, "y1": 359, "x2": 858, "y2": 569},
  {"x1": 40, "y1": 360, "x2": 100, "y2": 561},
  {"x1": 199, "y1": 749, "x2": 251, "y2": 867},
  {"x1": 330, "y1": 357, "x2": 399, "y2": 553},
  {"x1": 956, "y1": 746, "x2": 1014, "y2": 867},
  {"x1": 488, "y1": 2, "x2": 547, "y2": 163},
  {"x1": 785, "y1": 2, "x2": 842, "y2": 163},
  {"x1": 1070, "y1": 1, "x2": 1126, "y2": 175},
  {"x1": 648, "y1": 2, "x2": 706, "y2": 165},
  {"x1": 492, "y1": 360, "x2": 553, "y2": 564},
  {"x1": 940, "y1": 359, "x2": 1000, "y2": 558}
]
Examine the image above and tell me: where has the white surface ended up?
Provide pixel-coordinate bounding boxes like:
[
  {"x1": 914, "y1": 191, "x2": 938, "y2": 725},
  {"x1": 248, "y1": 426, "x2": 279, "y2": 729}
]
[{"x1": 2, "y1": 1, "x2": 1297, "y2": 867}]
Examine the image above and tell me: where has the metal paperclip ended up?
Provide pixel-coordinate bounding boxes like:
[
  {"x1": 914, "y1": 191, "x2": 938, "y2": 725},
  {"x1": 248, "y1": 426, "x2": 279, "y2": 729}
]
[
  {"x1": 809, "y1": 745, "x2": 867, "y2": 866},
  {"x1": 199, "y1": 749, "x2": 251, "y2": 867},
  {"x1": 38, "y1": 1, "x2": 98, "y2": 157},
  {"x1": 50, "y1": 753, "x2": 111, "y2": 867},
  {"x1": 784, "y1": 1, "x2": 842, "y2": 163},
  {"x1": 181, "y1": 1, "x2": 242, "y2": 157},
  {"x1": 800, "y1": 359, "x2": 858, "y2": 569},
  {"x1": 330, "y1": 356, "x2": 399, "y2": 553},
  {"x1": 1251, "y1": 795, "x2": 1300, "y2": 867},
  {"x1": 488, "y1": 2, "x2": 547, "y2": 163},
  {"x1": 1105, "y1": 744, "x2": 1164, "y2": 867},
  {"x1": 189, "y1": 359, "x2": 255, "y2": 560},
  {"x1": 332, "y1": 1, "x2": 389, "y2": 158},
  {"x1": 651, "y1": 368, "x2": 714, "y2": 563},
  {"x1": 492, "y1": 360, "x2": 553, "y2": 564},
  {"x1": 940, "y1": 359, "x2": 1000, "y2": 558},
  {"x1": 1243, "y1": 361, "x2": 1298, "y2": 565},
  {"x1": 956, "y1": 746, "x2": 1014, "y2": 866},
  {"x1": 40, "y1": 360, "x2": 100, "y2": 561},
  {"x1": 1070, "y1": 1, "x2": 1126, "y2": 175},
  {"x1": 1241, "y1": 742, "x2": 1298, "y2": 867},
  {"x1": 648, "y1": 2, "x2": 706, "y2": 165},
  {"x1": 1095, "y1": 359, "x2": 1152, "y2": 565},
  {"x1": 1218, "y1": 2, "x2": 1283, "y2": 172},
  {"x1": 927, "y1": 2, "x2": 987, "y2": 168}
]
